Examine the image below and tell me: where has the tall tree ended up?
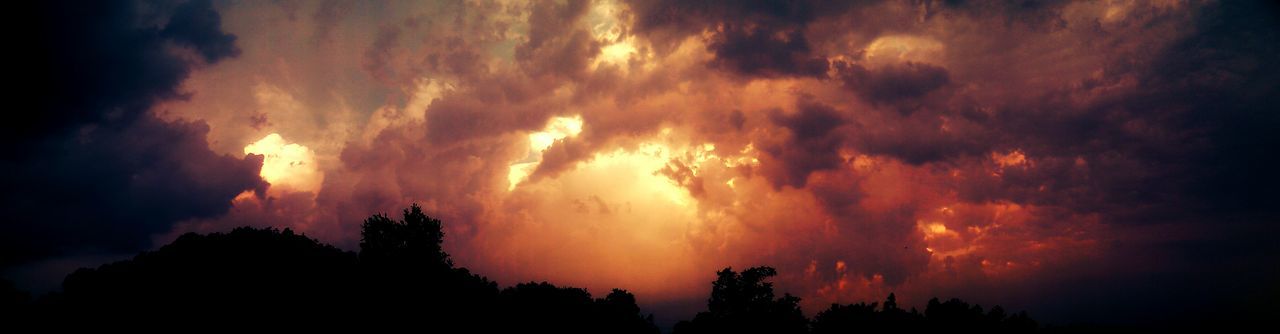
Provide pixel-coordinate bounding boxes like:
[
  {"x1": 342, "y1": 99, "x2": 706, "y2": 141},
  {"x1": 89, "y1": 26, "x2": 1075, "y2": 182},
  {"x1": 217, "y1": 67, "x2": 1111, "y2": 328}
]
[
  {"x1": 675, "y1": 266, "x2": 808, "y2": 334},
  {"x1": 359, "y1": 204, "x2": 452, "y2": 269}
]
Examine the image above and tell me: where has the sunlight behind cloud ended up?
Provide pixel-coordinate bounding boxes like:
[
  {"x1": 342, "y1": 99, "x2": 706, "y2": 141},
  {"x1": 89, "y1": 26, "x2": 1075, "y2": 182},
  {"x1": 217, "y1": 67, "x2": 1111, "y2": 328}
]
[
  {"x1": 244, "y1": 133, "x2": 323, "y2": 194},
  {"x1": 488, "y1": 140, "x2": 705, "y2": 300},
  {"x1": 864, "y1": 35, "x2": 945, "y2": 65},
  {"x1": 508, "y1": 116, "x2": 585, "y2": 190},
  {"x1": 588, "y1": 0, "x2": 640, "y2": 70}
]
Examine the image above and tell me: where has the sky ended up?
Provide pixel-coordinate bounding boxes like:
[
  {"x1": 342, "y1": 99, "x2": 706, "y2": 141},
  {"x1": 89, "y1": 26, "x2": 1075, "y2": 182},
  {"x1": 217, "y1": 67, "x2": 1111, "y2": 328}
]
[{"x1": 6, "y1": 0, "x2": 1280, "y2": 326}]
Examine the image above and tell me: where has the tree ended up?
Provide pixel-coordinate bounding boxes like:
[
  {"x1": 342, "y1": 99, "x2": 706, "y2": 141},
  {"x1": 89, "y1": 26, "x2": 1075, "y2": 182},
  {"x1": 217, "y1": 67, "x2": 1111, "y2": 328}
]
[
  {"x1": 359, "y1": 204, "x2": 452, "y2": 269},
  {"x1": 813, "y1": 292, "x2": 1045, "y2": 333},
  {"x1": 884, "y1": 292, "x2": 898, "y2": 311},
  {"x1": 597, "y1": 289, "x2": 661, "y2": 334},
  {"x1": 495, "y1": 283, "x2": 658, "y2": 334},
  {"x1": 355, "y1": 204, "x2": 494, "y2": 330},
  {"x1": 675, "y1": 266, "x2": 808, "y2": 334},
  {"x1": 13, "y1": 204, "x2": 1043, "y2": 333},
  {"x1": 16, "y1": 205, "x2": 665, "y2": 332}
]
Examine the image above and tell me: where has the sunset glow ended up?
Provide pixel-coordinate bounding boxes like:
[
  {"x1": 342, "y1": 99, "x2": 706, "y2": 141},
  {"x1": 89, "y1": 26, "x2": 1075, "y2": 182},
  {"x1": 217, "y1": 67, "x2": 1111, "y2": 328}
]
[
  {"x1": 244, "y1": 133, "x2": 322, "y2": 194},
  {"x1": 8, "y1": 0, "x2": 1279, "y2": 329}
]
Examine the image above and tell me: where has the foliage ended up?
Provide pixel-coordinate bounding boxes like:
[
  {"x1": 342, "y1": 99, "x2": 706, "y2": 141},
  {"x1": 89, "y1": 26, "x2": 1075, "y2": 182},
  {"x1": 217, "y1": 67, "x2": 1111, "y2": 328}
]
[{"x1": 674, "y1": 266, "x2": 809, "y2": 334}]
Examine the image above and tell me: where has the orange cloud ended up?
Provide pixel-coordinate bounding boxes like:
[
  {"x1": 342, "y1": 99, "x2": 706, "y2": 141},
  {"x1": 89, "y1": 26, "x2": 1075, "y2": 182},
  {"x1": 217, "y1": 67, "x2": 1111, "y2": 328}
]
[{"x1": 141, "y1": 0, "x2": 1280, "y2": 324}]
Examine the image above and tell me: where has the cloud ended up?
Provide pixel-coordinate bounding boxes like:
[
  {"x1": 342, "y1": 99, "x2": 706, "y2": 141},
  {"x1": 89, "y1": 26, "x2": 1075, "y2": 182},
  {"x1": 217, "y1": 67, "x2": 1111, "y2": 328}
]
[
  {"x1": 12, "y1": 0, "x2": 1280, "y2": 327},
  {"x1": 244, "y1": 133, "x2": 323, "y2": 194},
  {"x1": 835, "y1": 61, "x2": 950, "y2": 106},
  {"x1": 628, "y1": 0, "x2": 845, "y2": 78},
  {"x1": 161, "y1": 0, "x2": 241, "y2": 61},
  {"x1": 706, "y1": 25, "x2": 829, "y2": 78},
  {"x1": 756, "y1": 100, "x2": 847, "y2": 189},
  {"x1": 2, "y1": 0, "x2": 262, "y2": 265}
]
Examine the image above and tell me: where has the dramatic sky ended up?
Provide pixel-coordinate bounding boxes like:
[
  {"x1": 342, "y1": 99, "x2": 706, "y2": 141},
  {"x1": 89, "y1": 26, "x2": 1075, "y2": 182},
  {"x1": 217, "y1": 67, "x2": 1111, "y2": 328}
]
[{"x1": 7, "y1": 0, "x2": 1279, "y2": 326}]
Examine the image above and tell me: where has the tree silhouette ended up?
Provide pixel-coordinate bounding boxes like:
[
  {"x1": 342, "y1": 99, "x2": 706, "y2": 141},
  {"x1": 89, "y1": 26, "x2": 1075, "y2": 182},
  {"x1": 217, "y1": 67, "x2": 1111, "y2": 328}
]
[
  {"x1": 359, "y1": 204, "x2": 452, "y2": 269},
  {"x1": 812, "y1": 293, "x2": 1038, "y2": 334},
  {"x1": 597, "y1": 288, "x2": 661, "y2": 334},
  {"x1": 53, "y1": 227, "x2": 360, "y2": 329},
  {"x1": 674, "y1": 266, "x2": 808, "y2": 334},
  {"x1": 354, "y1": 204, "x2": 497, "y2": 330},
  {"x1": 6, "y1": 204, "x2": 1048, "y2": 333},
  {"x1": 11, "y1": 205, "x2": 659, "y2": 331},
  {"x1": 496, "y1": 282, "x2": 658, "y2": 334},
  {"x1": 812, "y1": 301, "x2": 887, "y2": 334}
]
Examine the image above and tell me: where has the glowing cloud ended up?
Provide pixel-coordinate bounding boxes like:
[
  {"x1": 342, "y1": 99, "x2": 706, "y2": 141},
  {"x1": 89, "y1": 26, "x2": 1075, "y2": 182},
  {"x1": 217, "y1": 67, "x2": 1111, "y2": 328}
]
[
  {"x1": 486, "y1": 139, "x2": 704, "y2": 299},
  {"x1": 508, "y1": 116, "x2": 584, "y2": 190},
  {"x1": 864, "y1": 35, "x2": 945, "y2": 65},
  {"x1": 244, "y1": 133, "x2": 323, "y2": 194}
]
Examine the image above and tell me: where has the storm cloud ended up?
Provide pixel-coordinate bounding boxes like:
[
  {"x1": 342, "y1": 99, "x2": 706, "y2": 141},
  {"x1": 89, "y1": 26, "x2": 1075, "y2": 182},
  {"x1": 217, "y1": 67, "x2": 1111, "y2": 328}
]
[
  {"x1": 8, "y1": 0, "x2": 1280, "y2": 327},
  {"x1": 3, "y1": 0, "x2": 262, "y2": 265}
]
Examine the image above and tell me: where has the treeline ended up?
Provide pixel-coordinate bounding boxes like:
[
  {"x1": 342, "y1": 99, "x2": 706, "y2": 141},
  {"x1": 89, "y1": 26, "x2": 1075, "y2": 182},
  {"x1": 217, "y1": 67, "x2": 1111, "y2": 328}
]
[
  {"x1": 2, "y1": 205, "x2": 1039, "y2": 333},
  {"x1": 672, "y1": 266, "x2": 1037, "y2": 334}
]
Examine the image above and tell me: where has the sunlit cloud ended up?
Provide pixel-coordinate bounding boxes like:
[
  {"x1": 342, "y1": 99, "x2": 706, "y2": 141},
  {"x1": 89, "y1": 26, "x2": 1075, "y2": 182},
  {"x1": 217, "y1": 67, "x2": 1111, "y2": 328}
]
[
  {"x1": 12, "y1": 0, "x2": 1274, "y2": 327},
  {"x1": 508, "y1": 115, "x2": 585, "y2": 191},
  {"x1": 244, "y1": 133, "x2": 322, "y2": 194}
]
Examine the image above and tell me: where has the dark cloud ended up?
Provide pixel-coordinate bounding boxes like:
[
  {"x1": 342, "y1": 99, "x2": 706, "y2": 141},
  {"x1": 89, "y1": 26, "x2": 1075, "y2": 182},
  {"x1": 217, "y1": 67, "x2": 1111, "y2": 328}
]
[
  {"x1": 931, "y1": 0, "x2": 1071, "y2": 31},
  {"x1": 770, "y1": 99, "x2": 844, "y2": 140},
  {"x1": 13, "y1": 0, "x2": 238, "y2": 149},
  {"x1": 757, "y1": 101, "x2": 847, "y2": 188},
  {"x1": 518, "y1": 0, "x2": 600, "y2": 79},
  {"x1": 628, "y1": 0, "x2": 849, "y2": 78},
  {"x1": 628, "y1": 0, "x2": 817, "y2": 51},
  {"x1": 950, "y1": 0, "x2": 1280, "y2": 222},
  {"x1": 850, "y1": 110, "x2": 993, "y2": 166},
  {"x1": 904, "y1": 3, "x2": 1280, "y2": 322},
  {"x1": 707, "y1": 26, "x2": 829, "y2": 78},
  {"x1": 631, "y1": 0, "x2": 817, "y2": 31},
  {"x1": 2, "y1": 0, "x2": 262, "y2": 266},
  {"x1": 835, "y1": 61, "x2": 951, "y2": 106},
  {"x1": 1143, "y1": 1, "x2": 1280, "y2": 216},
  {"x1": 161, "y1": 0, "x2": 241, "y2": 61},
  {"x1": 1, "y1": 117, "x2": 266, "y2": 264}
]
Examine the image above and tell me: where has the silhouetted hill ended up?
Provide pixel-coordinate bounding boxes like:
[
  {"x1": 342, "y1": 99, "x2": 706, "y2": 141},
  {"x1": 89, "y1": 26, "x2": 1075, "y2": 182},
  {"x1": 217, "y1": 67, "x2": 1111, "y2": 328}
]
[
  {"x1": 54, "y1": 227, "x2": 359, "y2": 328},
  {"x1": 15, "y1": 205, "x2": 658, "y2": 332}
]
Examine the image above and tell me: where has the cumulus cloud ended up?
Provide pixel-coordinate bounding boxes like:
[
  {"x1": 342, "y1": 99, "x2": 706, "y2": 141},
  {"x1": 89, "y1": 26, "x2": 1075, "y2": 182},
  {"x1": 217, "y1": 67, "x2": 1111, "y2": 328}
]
[{"x1": 12, "y1": 0, "x2": 1280, "y2": 326}]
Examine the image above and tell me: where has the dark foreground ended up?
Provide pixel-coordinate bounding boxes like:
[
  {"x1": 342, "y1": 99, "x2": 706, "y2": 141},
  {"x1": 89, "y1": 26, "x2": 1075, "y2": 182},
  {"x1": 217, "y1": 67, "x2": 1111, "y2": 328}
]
[{"x1": 1, "y1": 205, "x2": 1100, "y2": 333}]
